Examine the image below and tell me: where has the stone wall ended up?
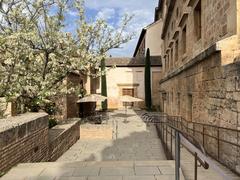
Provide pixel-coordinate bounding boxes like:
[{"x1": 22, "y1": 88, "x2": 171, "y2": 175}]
[
  {"x1": 48, "y1": 120, "x2": 80, "y2": 161},
  {"x1": 159, "y1": 51, "x2": 240, "y2": 129},
  {"x1": 0, "y1": 113, "x2": 49, "y2": 173},
  {"x1": 159, "y1": 52, "x2": 240, "y2": 173},
  {"x1": 80, "y1": 123, "x2": 113, "y2": 140},
  {"x1": 0, "y1": 98, "x2": 18, "y2": 118},
  {"x1": 55, "y1": 72, "x2": 84, "y2": 120},
  {"x1": 0, "y1": 113, "x2": 80, "y2": 174},
  {"x1": 156, "y1": 0, "x2": 240, "y2": 174},
  {"x1": 161, "y1": 0, "x2": 238, "y2": 76}
]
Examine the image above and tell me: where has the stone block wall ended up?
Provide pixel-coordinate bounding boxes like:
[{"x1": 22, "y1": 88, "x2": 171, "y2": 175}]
[
  {"x1": 157, "y1": 0, "x2": 240, "y2": 174},
  {"x1": 0, "y1": 113, "x2": 81, "y2": 174},
  {"x1": 161, "y1": 0, "x2": 239, "y2": 77},
  {"x1": 55, "y1": 72, "x2": 84, "y2": 121},
  {"x1": 0, "y1": 113, "x2": 49, "y2": 173},
  {"x1": 159, "y1": 52, "x2": 240, "y2": 129},
  {"x1": 159, "y1": 51, "x2": 240, "y2": 173},
  {"x1": 48, "y1": 120, "x2": 80, "y2": 161},
  {"x1": 80, "y1": 124, "x2": 113, "y2": 140}
]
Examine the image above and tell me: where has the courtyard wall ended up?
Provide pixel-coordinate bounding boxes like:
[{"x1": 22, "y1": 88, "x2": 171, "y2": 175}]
[
  {"x1": 97, "y1": 66, "x2": 162, "y2": 109},
  {"x1": 0, "y1": 113, "x2": 80, "y2": 174},
  {"x1": 0, "y1": 113, "x2": 49, "y2": 173}
]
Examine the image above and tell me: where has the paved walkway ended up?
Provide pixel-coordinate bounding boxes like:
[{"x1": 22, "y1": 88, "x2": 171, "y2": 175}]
[
  {"x1": 57, "y1": 110, "x2": 166, "y2": 162},
  {"x1": 2, "y1": 110, "x2": 185, "y2": 180},
  {"x1": 2, "y1": 110, "x2": 239, "y2": 179},
  {"x1": 2, "y1": 160, "x2": 185, "y2": 180}
]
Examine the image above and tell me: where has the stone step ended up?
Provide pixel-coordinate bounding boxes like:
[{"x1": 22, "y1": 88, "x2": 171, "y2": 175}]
[{"x1": 1, "y1": 160, "x2": 185, "y2": 180}]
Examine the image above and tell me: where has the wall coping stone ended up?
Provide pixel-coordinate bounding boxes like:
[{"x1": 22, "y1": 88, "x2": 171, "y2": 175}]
[
  {"x1": 0, "y1": 112, "x2": 48, "y2": 133},
  {"x1": 49, "y1": 119, "x2": 80, "y2": 143}
]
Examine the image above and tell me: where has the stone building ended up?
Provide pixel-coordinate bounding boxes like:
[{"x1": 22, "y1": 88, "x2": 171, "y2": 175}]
[
  {"x1": 133, "y1": 20, "x2": 163, "y2": 58},
  {"x1": 55, "y1": 72, "x2": 87, "y2": 120},
  {"x1": 96, "y1": 57, "x2": 162, "y2": 109},
  {"x1": 157, "y1": 0, "x2": 240, "y2": 130},
  {"x1": 152, "y1": 0, "x2": 240, "y2": 173}
]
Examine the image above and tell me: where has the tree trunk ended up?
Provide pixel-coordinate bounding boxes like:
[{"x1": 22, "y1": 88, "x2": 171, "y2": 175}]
[
  {"x1": 42, "y1": 51, "x2": 49, "y2": 80},
  {"x1": 101, "y1": 58, "x2": 108, "y2": 110}
]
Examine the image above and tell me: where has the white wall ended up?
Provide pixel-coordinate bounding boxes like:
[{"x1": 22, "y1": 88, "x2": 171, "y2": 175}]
[
  {"x1": 145, "y1": 20, "x2": 163, "y2": 56},
  {"x1": 97, "y1": 66, "x2": 161, "y2": 109}
]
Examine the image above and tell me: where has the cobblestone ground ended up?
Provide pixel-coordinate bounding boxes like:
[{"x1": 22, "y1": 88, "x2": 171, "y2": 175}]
[{"x1": 57, "y1": 110, "x2": 167, "y2": 162}]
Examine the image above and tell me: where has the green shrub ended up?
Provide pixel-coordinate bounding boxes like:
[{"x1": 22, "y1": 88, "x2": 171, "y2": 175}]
[
  {"x1": 49, "y1": 118, "x2": 58, "y2": 128},
  {"x1": 145, "y1": 48, "x2": 152, "y2": 110}
]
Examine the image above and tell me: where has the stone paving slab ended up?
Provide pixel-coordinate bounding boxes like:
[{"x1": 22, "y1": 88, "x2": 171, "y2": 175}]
[
  {"x1": 58, "y1": 110, "x2": 166, "y2": 162},
  {"x1": 1, "y1": 160, "x2": 185, "y2": 180},
  {"x1": 1, "y1": 110, "x2": 184, "y2": 180},
  {"x1": 99, "y1": 167, "x2": 135, "y2": 176},
  {"x1": 72, "y1": 167, "x2": 100, "y2": 176},
  {"x1": 135, "y1": 166, "x2": 161, "y2": 175}
]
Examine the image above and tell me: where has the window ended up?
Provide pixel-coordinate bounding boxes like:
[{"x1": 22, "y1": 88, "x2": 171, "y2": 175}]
[
  {"x1": 175, "y1": 39, "x2": 179, "y2": 62},
  {"x1": 177, "y1": 93, "x2": 180, "y2": 115},
  {"x1": 182, "y1": 26, "x2": 187, "y2": 54},
  {"x1": 194, "y1": 0, "x2": 201, "y2": 40},
  {"x1": 122, "y1": 88, "x2": 134, "y2": 106},
  {"x1": 166, "y1": 54, "x2": 168, "y2": 70},
  {"x1": 167, "y1": 53, "x2": 170, "y2": 70},
  {"x1": 188, "y1": 94, "x2": 193, "y2": 121},
  {"x1": 170, "y1": 48, "x2": 173, "y2": 69},
  {"x1": 171, "y1": 91, "x2": 174, "y2": 114},
  {"x1": 122, "y1": 88, "x2": 134, "y2": 96},
  {"x1": 164, "y1": 58, "x2": 166, "y2": 71}
]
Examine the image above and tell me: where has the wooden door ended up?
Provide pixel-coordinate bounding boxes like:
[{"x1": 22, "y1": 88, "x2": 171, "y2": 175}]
[{"x1": 122, "y1": 88, "x2": 134, "y2": 106}]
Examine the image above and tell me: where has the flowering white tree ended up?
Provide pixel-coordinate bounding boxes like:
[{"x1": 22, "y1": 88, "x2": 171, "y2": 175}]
[{"x1": 0, "y1": 0, "x2": 133, "y2": 111}]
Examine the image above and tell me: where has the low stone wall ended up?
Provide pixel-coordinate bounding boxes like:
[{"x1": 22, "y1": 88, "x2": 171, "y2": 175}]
[
  {"x1": 80, "y1": 123, "x2": 113, "y2": 140},
  {"x1": 0, "y1": 113, "x2": 80, "y2": 174},
  {"x1": 0, "y1": 113, "x2": 49, "y2": 173},
  {"x1": 48, "y1": 119, "x2": 80, "y2": 161}
]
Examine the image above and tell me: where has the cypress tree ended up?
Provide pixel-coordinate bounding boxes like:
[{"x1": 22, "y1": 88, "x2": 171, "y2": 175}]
[
  {"x1": 101, "y1": 58, "x2": 108, "y2": 110},
  {"x1": 145, "y1": 48, "x2": 152, "y2": 110}
]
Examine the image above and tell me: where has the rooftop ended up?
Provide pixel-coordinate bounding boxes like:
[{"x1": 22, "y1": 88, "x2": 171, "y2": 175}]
[{"x1": 105, "y1": 56, "x2": 162, "y2": 67}]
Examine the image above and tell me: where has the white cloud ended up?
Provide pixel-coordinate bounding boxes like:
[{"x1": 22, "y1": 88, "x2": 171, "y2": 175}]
[
  {"x1": 85, "y1": 0, "x2": 158, "y2": 57},
  {"x1": 85, "y1": 0, "x2": 157, "y2": 12},
  {"x1": 96, "y1": 8, "x2": 115, "y2": 20}
]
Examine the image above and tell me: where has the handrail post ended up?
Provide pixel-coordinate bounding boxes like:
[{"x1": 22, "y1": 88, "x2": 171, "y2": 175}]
[
  {"x1": 217, "y1": 127, "x2": 220, "y2": 160},
  {"x1": 175, "y1": 131, "x2": 180, "y2": 180},
  {"x1": 202, "y1": 125, "x2": 205, "y2": 149},
  {"x1": 166, "y1": 125, "x2": 168, "y2": 148},
  {"x1": 194, "y1": 153, "x2": 198, "y2": 180},
  {"x1": 171, "y1": 128, "x2": 173, "y2": 157}
]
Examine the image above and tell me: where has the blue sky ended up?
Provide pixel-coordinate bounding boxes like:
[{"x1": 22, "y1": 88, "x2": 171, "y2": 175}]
[{"x1": 65, "y1": 0, "x2": 158, "y2": 57}]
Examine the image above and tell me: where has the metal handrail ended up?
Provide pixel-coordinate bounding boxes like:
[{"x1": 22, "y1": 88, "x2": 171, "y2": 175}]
[
  {"x1": 141, "y1": 113, "x2": 239, "y2": 180},
  {"x1": 148, "y1": 114, "x2": 240, "y2": 170},
  {"x1": 166, "y1": 115, "x2": 240, "y2": 173}
]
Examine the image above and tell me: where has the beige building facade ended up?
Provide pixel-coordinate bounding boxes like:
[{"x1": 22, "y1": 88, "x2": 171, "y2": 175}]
[
  {"x1": 96, "y1": 57, "x2": 162, "y2": 109},
  {"x1": 157, "y1": 0, "x2": 240, "y2": 130},
  {"x1": 152, "y1": 0, "x2": 240, "y2": 173},
  {"x1": 134, "y1": 20, "x2": 163, "y2": 57}
]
